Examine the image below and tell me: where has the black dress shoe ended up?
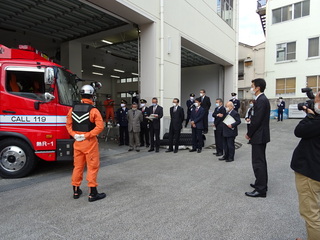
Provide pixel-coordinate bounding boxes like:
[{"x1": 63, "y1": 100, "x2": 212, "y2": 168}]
[
  {"x1": 148, "y1": 148, "x2": 154, "y2": 152},
  {"x1": 197, "y1": 149, "x2": 202, "y2": 153},
  {"x1": 88, "y1": 192, "x2": 106, "y2": 202},
  {"x1": 128, "y1": 148, "x2": 133, "y2": 151},
  {"x1": 216, "y1": 153, "x2": 223, "y2": 157},
  {"x1": 146, "y1": 145, "x2": 150, "y2": 148},
  {"x1": 155, "y1": 149, "x2": 159, "y2": 153},
  {"x1": 189, "y1": 149, "x2": 197, "y2": 152},
  {"x1": 136, "y1": 149, "x2": 140, "y2": 152},
  {"x1": 174, "y1": 150, "x2": 178, "y2": 153},
  {"x1": 245, "y1": 190, "x2": 266, "y2": 198},
  {"x1": 166, "y1": 149, "x2": 173, "y2": 153},
  {"x1": 219, "y1": 156, "x2": 227, "y2": 161},
  {"x1": 226, "y1": 159, "x2": 234, "y2": 162}
]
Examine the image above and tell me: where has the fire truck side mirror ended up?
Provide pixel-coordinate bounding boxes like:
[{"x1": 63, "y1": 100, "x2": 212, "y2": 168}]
[{"x1": 44, "y1": 67, "x2": 54, "y2": 84}]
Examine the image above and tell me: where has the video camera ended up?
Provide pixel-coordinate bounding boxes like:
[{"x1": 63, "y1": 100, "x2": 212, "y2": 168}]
[{"x1": 297, "y1": 88, "x2": 315, "y2": 111}]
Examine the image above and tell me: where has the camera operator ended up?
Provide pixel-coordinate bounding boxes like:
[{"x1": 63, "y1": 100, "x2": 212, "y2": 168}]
[{"x1": 291, "y1": 91, "x2": 320, "y2": 240}]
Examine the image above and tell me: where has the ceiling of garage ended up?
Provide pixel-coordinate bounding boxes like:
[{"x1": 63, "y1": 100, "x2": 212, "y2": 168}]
[
  {"x1": 0, "y1": 0, "x2": 127, "y2": 41},
  {"x1": 0, "y1": 0, "x2": 214, "y2": 68}
]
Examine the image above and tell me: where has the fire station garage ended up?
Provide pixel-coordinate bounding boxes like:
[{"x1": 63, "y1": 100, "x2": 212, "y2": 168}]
[{"x1": 0, "y1": 0, "x2": 238, "y2": 132}]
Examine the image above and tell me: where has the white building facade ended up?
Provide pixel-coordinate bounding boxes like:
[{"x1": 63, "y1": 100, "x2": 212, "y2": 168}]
[{"x1": 263, "y1": 0, "x2": 320, "y2": 104}]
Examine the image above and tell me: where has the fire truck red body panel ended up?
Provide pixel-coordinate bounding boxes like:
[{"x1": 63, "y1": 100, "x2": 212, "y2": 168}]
[{"x1": 0, "y1": 44, "x2": 76, "y2": 177}]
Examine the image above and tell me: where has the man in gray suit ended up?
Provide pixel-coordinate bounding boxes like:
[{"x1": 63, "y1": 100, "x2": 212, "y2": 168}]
[{"x1": 127, "y1": 102, "x2": 143, "y2": 152}]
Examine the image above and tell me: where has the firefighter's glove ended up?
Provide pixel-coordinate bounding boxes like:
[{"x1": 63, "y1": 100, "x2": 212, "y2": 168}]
[{"x1": 74, "y1": 134, "x2": 85, "y2": 142}]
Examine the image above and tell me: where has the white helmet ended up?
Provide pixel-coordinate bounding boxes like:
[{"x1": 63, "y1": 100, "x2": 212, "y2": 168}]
[{"x1": 80, "y1": 85, "x2": 94, "y2": 95}]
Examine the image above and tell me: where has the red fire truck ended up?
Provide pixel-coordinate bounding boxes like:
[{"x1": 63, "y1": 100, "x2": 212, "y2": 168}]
[{"x1": 0, "y1": 44, "x2": 79, "y2": 178}]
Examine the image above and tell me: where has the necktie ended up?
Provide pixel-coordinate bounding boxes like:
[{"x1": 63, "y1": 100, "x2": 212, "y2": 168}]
[
  {"x1": 174, "y1": 107, "x2": 177, "y2": 112},
  {"x1": 133, "y1": 110, "x2": 135, "y2": 117}
]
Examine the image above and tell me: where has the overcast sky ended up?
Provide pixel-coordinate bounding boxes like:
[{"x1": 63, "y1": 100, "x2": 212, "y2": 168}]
[{"x1": 238, "y1": 0, "x2": 265, "y2": 46}]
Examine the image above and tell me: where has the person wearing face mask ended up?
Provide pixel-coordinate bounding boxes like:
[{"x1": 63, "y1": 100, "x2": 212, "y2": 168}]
[
  {"x1": 245, "y1": 100, "x2": 254, "y2": 141},
  {"x1": 291, "y1": 92, "x2": 320, "y2": 240},
  {"x1": 103, "y1": 94, "x2": 115, "y2": 123},
  {"x1": 185, "y1": 93, "x2": 196, "y2": 127},
  {"x1": 166, "y1": 98, "x2": 185, "y2": 153},
  {"x1": 190, "y1": 98, "x2": 205, "y2": 153},
  {"x1": 277, "y1": 97, "x2": 285, "y2": 122},
  {"x1": 127, "y1": 102, "x2": 143, "y2": 152},
  {"x1": 212, "y1": 98, "x2": 226, "y2": 157},
  {"x1": 139, "y1": 99, "x2": 150, "y2": 148},
  {"x1": 116, "y1": 99, "x2": 129, "y2": 146},
  {"x1": 219, "y1": 101, "x2": 241, "y2": 162},
  {"x1": 199, "y1": 89, "x2": 211, "y2": 134},
  {"x1": 230, "y1": 92, "x2": 240, "y2": 112},
  {"x1": 245, "y1": 78, "x2": 270, "y2": 198},
  {"x1": 148, "y1": 97, "x2": 163, "y2": 153}
]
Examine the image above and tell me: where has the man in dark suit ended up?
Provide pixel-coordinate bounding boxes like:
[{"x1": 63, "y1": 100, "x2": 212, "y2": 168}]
[
  {"x1": 230, "y1": 92, "x2": 240, "y2": 112},
  {"x1": 148, "y1": 97, "x2": 163, "y2": 153},
  {"x1": 139, "y1": 99, "x2": 150, "y2": 147},
  {"x1": 190, "y1": 98, "x2": 205, "y2": 153},
  {"x1": 166, "y1": 98, "x2": 185, "y2": 153},
  {"x1": 199, "y1": 89, "x2": 211, "y2": 134},
  {"x1": 219, "y1": 101, "x2": 241, "y2": 162},
  {"x1": 245, "y1": 78, "x2": 270, "y2": 198},
  {"x1": 277, "y1": 97, "x2": 285, "y2": 122},
  {"x1": 212, "y1": 98, "x2": 226, "y2": 157},
  {"x1": 185, "y1": 93, "x2": 195, "y2": 127},
  {"x1": 115, "y1": 99, "x2": 129, "y2": 146}
]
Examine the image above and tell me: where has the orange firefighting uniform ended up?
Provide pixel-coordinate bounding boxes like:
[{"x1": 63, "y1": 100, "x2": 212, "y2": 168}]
[
  {"x1": 66, "y1": 99, "x2": 104, "y2": 187},
  {"x1": 103, "y1": 99, "x2": 115, "y2": 122}
]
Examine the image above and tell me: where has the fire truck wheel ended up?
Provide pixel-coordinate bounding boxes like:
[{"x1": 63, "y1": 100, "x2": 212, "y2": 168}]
[{"x1": 0, "y1": 138, "x2": 36, "y2": 178}]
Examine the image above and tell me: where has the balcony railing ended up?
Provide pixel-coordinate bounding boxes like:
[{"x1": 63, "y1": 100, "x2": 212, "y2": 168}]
[{"x1": 257, "y1": 0, "x2": 267, "y2": 9}]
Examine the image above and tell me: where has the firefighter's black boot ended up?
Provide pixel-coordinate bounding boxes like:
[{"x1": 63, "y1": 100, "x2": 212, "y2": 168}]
[
  {"x1": 73, "y1": 186, "x2": 82, "y2": 199},
  {"x1": 88, "y1": 187, "x2": 106, "y2": 202}
]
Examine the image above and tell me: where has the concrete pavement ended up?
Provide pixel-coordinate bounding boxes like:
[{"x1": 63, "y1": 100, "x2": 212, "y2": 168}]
[{"x1": 0, "y1": 118, "x2": 307, "y2": 240}]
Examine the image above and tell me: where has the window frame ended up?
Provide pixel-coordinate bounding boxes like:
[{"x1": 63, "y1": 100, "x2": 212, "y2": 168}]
[
  {"x1": 276, "y1": 42, "x2": 296, "y2": 62},
  {"x1": 308, "y1": 37, "x2": 320, "y2": 58},
  {"x1": 276, "y1": 77, "x2": 296, "y2": 95}
]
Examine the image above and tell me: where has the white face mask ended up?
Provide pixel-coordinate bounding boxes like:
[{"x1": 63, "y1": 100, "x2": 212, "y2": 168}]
[
  {"x1": 232, "y1": 96, "x2": 236, "y2": 99},
  {"x1": 140, "y1": 103, "x2": 145, "y2": 107},
  {"x1": 190, "y1": 97, "x2": 194, "y2": 101},
  {"x1": 200, "y1": 93, "x2": 203, "y2": 97},
  {"x1": 249, "y1": 103, "x2": 253, "y2": 107},
  {"x1": 152, "y1": 103, "x2": 157, "y2": 107},
  {"x1": 250, "y1": 87, "x2": 256, "y2": 95},
  {"x1": 225, "y1": 107, "x2": 230, "y2": 112},
  {"x1": 215, "y1": 103, "x2": 219, "y2": 107},
  {"x1": 194, "y1": 102, "x2": 199, "y2": 107},
  {"x1": 132, "y1": 107, "x2": 137, "y2": 110},
  {"x1": 314, "y1": 103, "x2": 320, "y2": 114},
  {"x1": 172, "y1": 103, "x2": 177, "y2": 107},
  {"x1": 121, "y1": 104, "x2": 125, "y2": 107}
]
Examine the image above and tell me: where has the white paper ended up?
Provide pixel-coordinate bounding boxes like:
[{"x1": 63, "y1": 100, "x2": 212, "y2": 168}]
[{"x1": 223, "y1": 114, "x2": 236, "y2": 125}]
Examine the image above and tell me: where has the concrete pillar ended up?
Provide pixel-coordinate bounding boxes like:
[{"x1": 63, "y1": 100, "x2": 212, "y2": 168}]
[
  {"x1": 140, "y1": 22, "x2": 157, "y2": 103},
  {"x1": 60, "y1": 41, "x2": 82, "y2": 78}
]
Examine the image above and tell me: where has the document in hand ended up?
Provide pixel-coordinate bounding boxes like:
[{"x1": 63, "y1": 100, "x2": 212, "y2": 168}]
[
  {"x1": 223, "y1": 114, "x2": 236, "y2": 125},
  {"x1": 146, "y1": 114, "x2": 157, "y2": 121}
]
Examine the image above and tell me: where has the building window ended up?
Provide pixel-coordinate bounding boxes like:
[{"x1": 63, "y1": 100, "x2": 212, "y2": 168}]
[
  {"x1": 238, "y1": 60, "x2": 244, "y2": 80},
  {"x1": 307, "y1": 76, "x2": 320, "y2": 92},
  {"x1": 217, "y1": 0, "x2": 233, "y2": 27},
  {"x1": 308, "y1": 37, "x2": 320, "y2": 58},
  {"x1": 276, "y1": 78, "x2": 296, "y2": 95},
  {"x1": 276, "y1": 42, "x2": 296, "y2": 62},
  {"x1": 272, "y1": 0, "x2": 310, "y2": 24}
]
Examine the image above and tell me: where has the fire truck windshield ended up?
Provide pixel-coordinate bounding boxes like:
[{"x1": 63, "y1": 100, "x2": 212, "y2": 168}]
[{"x1": 56, "y1": 68, "x2": 80, "y2": 106}]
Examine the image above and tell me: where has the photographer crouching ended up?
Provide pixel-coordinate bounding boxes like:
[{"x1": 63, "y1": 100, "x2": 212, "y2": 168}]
[{"x1": 291, "y1": 90, "x2": 320, "y2": 240}]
